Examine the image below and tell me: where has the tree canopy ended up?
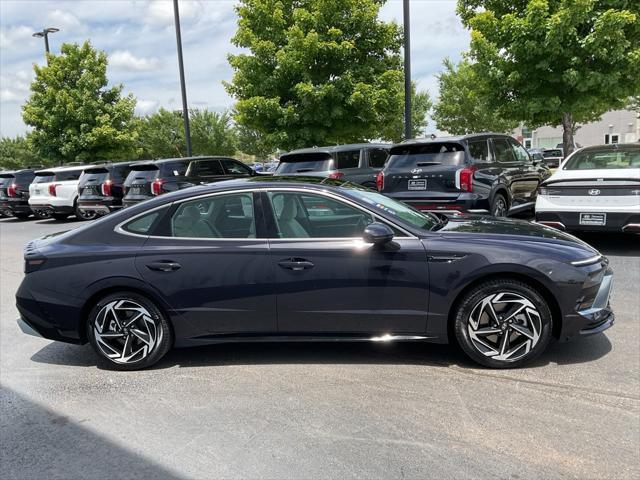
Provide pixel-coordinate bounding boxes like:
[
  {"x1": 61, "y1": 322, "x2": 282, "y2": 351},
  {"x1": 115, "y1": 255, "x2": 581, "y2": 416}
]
[
  {"x1": 0, "y1": 136, "x2": 41, "y2": 169},
  {"x1": 22, "y1": 41, "x2": 140, "y2": 163},
  {"x1": 432, "y1": 58, "x2": 517, "y2": 135},
  {"x1": 226, "y1": 0, "x2": 409, "y2": 150},
  {"x1": 457, "y1": 0, "x2": 640, "y2": 153}
]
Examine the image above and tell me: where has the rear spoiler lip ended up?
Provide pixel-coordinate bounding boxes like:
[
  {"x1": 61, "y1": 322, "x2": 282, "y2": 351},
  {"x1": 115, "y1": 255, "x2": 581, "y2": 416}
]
[{"x1": 541, "y1": 177, "x2": 640, "y2": 186}]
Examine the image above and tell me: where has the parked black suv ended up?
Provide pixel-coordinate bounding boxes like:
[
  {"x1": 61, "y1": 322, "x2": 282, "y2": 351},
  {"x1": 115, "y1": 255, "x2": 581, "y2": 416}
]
[
  {"x1": 122, "y1": 156, "x2": 254, "y2": 207},
  {"x1": 378, "y1": 133, "x2": 550, "y2": 216},
  {"x1": 77, "y1": 161, "x2": 135, "y2": 217},
  {"x1": 0, "y1": 168, "x2": 39, "y2": 219},
  {"x1": 274, "y1": 143, "x2": 390, "y2": 188}
]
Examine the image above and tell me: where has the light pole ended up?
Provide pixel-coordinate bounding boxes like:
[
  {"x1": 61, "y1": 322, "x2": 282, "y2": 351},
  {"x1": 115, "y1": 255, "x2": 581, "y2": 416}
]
[
  {"x1": 32, "y1": 27, "x2": 59, "y2": 64},
  {"x1": 173, "y1": 0, "x2": 192, "y2": 157},
  {"x1": 403, "y1": 0, "x2": 412, "y2": 140}
]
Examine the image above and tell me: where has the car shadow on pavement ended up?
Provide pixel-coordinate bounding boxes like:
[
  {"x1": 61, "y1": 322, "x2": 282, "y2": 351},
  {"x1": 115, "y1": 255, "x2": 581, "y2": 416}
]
[
  {"x1": 34, "y1": 217, "x2": 83, "y2": 225},
  {"x1": 574, "y1": 232, "x2": 640, "y2": 257},
  {"x1": 30, "y1": 332, "x2": 612, "y2": 371},
  {"x1": 1, "y1": 386, "x2": 187, "y2": 480}
]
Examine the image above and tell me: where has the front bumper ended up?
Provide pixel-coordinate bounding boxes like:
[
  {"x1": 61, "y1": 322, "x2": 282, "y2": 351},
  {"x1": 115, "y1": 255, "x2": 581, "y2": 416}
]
[{"x1": 537, "y1": 211, "x2": 640, "y2": 233}]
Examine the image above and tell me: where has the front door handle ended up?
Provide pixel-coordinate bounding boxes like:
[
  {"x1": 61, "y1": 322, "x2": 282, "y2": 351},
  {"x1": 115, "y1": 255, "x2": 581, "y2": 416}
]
[
  {"x1": 278, "y1": 258, "x2": 314, "y2": 271},
  {"x1": 146, "y1": 261, "x2": 181, "y2": 272}
]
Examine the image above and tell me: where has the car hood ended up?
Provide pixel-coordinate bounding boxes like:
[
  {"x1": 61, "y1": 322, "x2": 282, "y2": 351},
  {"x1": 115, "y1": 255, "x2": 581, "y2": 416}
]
[{"x1": 436, "y1": 214, "x2": 598, "y2": 254}]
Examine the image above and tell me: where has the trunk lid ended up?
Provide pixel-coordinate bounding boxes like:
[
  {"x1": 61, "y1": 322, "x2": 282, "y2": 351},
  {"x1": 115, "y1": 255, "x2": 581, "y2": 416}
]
[{"x1": 79, "y1": 167, "x2": 110, "y2": 200}]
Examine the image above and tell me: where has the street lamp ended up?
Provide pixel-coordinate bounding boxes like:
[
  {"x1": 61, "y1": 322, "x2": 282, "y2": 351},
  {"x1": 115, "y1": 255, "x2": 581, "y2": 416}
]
[
  {"x1": 173, "y1": 0, "x2": 192, "y2": 157},
  {"x1": 32, "y1": 27, "x2": 59, "y2": 64},
  {"x1": 403, "y1": 0, "x2": 412, "y2": 140}
]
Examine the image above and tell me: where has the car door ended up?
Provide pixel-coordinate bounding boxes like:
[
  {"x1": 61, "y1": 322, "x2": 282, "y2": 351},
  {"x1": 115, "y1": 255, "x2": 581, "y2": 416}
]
[
  {"x1": 508, "y1": 138, "x2": 542, "y2": 207},
  {"x1": 491, "y1": 137, "x2": 528, "y2": 206},
  {"x1": 133, "y1": 191, "x2": 277, "y2": 341},
  {"x1": 263, "y1": 189, "x2": 429, "y2": 334}
]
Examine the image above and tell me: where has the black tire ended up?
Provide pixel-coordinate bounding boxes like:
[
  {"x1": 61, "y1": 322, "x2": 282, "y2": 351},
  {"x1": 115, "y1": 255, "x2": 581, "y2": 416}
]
[
  {"x1": 86, "y1": 292, "x2": 173, "y2": 371},
  {"x1": 13, "y1": 212, "x2": 31, "y2": 220},
  {"x1": 491, "y1": 193, "x2": 508, "y2": 217},
  {"x1": 453, "y1": 279, "x2": 553, "y2": 369},
  {"x1": 51, "y1": 213, "x2": 69, "y2": 220},
  {"x1": 75, "y1": 206, "x2": 97, "y2": 221}
]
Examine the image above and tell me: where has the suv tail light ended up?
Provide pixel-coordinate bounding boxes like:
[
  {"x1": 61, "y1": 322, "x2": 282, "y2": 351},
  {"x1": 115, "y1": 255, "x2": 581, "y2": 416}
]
[
  {"x1": 48, "y1": 184, "x2": 60, "y2": 196},
  {"x1": 327, "y1": 172, "x2": 344, "y2": 180},
  {"x1": 7, "y1": 183, "x2": 18, "y2": 197},
  {"x1": 455, "y1": 166, "x2": 477, "y2": 192},
  {"x1": 151, "y1": 179, "x2": 165, "y2": 196},
  {"x1": 376, "y1": 171, "x2": 385, "y2": 191},
  {"x1": 101, "y1": 180, "x2": 113, "y2": 196}
]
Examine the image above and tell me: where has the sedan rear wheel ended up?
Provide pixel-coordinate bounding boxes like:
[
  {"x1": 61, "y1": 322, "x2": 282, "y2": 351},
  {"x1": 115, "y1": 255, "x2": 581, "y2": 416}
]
[
  {"x1": 454, "y1": 279, "x2": 553, "y2": 368},
  {"x1": 87, "y1": 293, "x2": 172, "y2": 370}
]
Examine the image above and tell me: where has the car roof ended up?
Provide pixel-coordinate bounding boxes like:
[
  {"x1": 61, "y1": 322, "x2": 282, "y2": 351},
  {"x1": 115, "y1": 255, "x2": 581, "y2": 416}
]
[
  {"x1": 399, "y1": 133, "x2": 512, "y2": 145},
  {"x1": 34, "y1": 165, "x2": 90, "y2": 174},
  {"x1": 574, "y1": 143, "x2": 639, "y2": 153},
  {"x1": 283, "y1": 143, "x2": 390, "y2": 156},
  {"x1": 132, "y1": 156, "x2": 226, "y2": 167}
]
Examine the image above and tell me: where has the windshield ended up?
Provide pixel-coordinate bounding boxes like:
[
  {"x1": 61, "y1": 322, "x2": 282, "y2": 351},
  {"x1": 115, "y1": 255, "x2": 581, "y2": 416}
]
[
  {"x1": 563, "y1": 147, "x2": 640, "y2": 170},
  {"x1": 347, "y1": 189, "x2": 439, "y2": 231},
  {"x1": 387, "y1": 143, "x2": 466, "y2": 169}
]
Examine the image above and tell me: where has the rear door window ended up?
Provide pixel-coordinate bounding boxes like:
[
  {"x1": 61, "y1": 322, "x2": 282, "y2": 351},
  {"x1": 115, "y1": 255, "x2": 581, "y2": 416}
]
[
  {"x1": 467, "y1": 140, "x2": 491, "y2": 163},
  {"x1": 189, "y1": 160, "x2": 224, "y2": 176},
  {"x1": 493, "y1": 139, "x2": 516, "y2": 163},
  {"x1": 368, "y1": 148, "x2": 388, "y2": 168},
  {"x1": 335, "y1": 150, "x2": 361, "y2": 169},
  {"x1": 221, "y1": 159, "x2": 253, "y2": 176},
  {"x1": 387, "y1": 143, "x2": 466, "y2": 169}
]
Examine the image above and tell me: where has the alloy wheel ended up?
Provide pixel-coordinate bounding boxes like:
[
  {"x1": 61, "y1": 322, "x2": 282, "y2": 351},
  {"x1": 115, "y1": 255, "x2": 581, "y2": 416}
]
[
  {"x1": 467, "y1": 292, "x2": 542, "y2": 362},
  {"x1": 492, "y1": 197, "x2": 507, "y2": 217},
  {"x1": 93, "y1": 299, "x2": 162, "y2": 364}
]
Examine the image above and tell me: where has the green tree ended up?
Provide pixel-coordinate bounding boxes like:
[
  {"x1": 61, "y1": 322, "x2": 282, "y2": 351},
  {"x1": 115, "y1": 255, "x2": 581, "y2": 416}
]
[
  {"x1": 138, "y1": 108, "x2": 238, "y2": 159},
  {"x1": 226, "y1": 0, "x2": 404, "y2": 150},
  {"x1": 235, "y1": 124, "x2": 276, "y2": 159},
  {"x1": 380, "y1": 82, "x2": 432, "y2": 141},
  {"x1": 432, "y1": 58, "x2": 517, "y2": 135},
  {"x1": 0, "y1": 135, "x2": 41, "y2": 169},
  {"x1": 457, "y1": 0, "x2": 640, "y2": 154},
  {"x1": 22, "y1": 41, "x2": 140, "y2": 163}
]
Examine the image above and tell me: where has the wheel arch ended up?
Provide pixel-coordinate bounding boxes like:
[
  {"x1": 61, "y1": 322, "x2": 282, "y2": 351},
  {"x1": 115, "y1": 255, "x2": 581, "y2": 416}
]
[
  {"x1": 490, "y1": 184, "x2": 511, "y2": 208},
  {"x1": 446, "y1": 271, "x2": 563, "y2": 344},
  {"x1": 79, "y1": 280, "x2": 176, "y2": 344}
]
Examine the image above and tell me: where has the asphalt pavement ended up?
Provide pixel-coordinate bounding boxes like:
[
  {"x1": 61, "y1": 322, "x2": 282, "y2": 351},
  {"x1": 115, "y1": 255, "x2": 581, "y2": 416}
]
[{"x1": 1, "y1": 215, "x2": 639, "y2": 479}]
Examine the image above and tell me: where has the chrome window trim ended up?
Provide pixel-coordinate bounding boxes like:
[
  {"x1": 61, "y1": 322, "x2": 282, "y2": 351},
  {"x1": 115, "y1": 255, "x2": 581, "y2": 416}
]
[{"x1": 114, "y1": 186, "x2": 419, "y2": 241}]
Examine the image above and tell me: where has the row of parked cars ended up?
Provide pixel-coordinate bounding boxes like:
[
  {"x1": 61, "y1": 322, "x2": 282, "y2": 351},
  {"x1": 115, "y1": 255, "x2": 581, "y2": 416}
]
[{"x1": 2, "y1": 134, "x2": 638, "y2": 232}]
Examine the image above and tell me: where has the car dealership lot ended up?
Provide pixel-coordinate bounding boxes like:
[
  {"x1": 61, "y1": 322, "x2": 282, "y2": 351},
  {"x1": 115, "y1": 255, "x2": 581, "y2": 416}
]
[{"x1": 1, "y1": 217, "x2": 639, "y2": 479}]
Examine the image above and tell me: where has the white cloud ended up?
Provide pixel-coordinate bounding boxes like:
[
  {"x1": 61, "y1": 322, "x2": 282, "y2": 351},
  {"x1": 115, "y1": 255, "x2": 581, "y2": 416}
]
[
  {"x1": 110, "y1": 50, "x2": 161, "y2": 71},
  {"x1": 0, "y1": 69, "x2": 32, "y2": 104},
  {"x1": 0, "y1": 25, "x2": 33, "y2": 48},
  {"x1": 46, "y1": 9, "x2": 84, "y2": 31},
  {"x1": 147, "y1": 0, "x2": 204, "y2": 25},
  {"x1": 135, "y1": 98, "x2": 159, "y2": 115}
]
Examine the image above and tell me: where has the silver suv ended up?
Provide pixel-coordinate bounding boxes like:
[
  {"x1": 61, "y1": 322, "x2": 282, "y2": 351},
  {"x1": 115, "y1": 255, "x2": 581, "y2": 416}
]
[{"x1": 274, "y1": 143, "x2": 389, "y2": 188}]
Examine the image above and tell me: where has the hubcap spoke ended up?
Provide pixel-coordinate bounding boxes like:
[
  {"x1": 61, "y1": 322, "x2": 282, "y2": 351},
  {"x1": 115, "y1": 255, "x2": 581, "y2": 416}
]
[{"x1": 467, "y1": 291, "x2": 542, "y2": 363}]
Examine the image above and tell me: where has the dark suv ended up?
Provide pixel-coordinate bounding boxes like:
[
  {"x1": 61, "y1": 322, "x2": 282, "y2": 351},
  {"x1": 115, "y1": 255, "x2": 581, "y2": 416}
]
[
  {"x1": 378, "y1": 133, "x2": 550, "y2": 216},
  {"x1": 0, "y1": 168, "x2": 39, "y2": 219},
  {"x1": 122, "y1": 156, "x2": 254, "y2": 207},
  {"x1": 77, "y1": 162, "x2": 135, "y2": 217},
  {"x1": 274, "y1": 144, "x2": 390, "y2": 188}
]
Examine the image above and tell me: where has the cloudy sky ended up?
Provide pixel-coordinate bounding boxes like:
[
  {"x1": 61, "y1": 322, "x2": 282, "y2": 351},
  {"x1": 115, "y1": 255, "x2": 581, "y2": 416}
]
[{"x1": 0, "y1": 0, "x2": 470, "y2": 137}]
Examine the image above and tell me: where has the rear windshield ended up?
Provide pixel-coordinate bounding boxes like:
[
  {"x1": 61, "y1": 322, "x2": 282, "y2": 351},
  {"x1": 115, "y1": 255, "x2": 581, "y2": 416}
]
[
  {"x1": 543, "y1": 149, "x2": 563, "y2": 158},
  {"x1": 79, "y1": 168, "x2": 109, "y2": 187},
  {"x1": 563, "y1": 148, "x2": 640, "y2": 170},
  {"x1": 0, "y1": 175, "x2": 15, "y2": 187},
  {"x1": 276, "y1": 153, "x2": 334, "y2": 174},
  {"x1": 33, "y1": 172, "x2": 55, "y2": 183},
  {"x1": 54, "y1": 169, "x2": 84, "y2": 181},
  {"x1": 125, "y1": 165, "x2": 159, "y2": 185},
  {"x1": 387, "y1": 143, "x2": 466, "y2": 169}
]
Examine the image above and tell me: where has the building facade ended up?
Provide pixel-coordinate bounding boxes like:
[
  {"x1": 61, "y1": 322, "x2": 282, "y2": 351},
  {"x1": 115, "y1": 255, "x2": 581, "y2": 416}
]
[{"x1": 514, "y1": 109, "x2": 639, "y2": 149}]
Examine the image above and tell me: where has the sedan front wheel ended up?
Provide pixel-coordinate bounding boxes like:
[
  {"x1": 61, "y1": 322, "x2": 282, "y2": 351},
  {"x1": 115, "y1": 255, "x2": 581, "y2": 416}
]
[{"x1": 454, "y1": 279, "x2": 553, "y2": 368}]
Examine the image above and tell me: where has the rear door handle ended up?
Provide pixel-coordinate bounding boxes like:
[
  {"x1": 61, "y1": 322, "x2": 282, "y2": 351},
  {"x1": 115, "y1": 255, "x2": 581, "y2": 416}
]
[
  {"x1": 146, "y1": 261, "x2": 181, "y2": 272},
  {"x1": 278, "y1": 258, "x2": 314, "y2": 271}
]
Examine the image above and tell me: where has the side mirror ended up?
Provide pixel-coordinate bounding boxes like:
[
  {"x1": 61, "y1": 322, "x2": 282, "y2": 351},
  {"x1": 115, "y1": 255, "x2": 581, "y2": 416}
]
[{"x1": 363, "y1": 222, "x2": 394, "y2": 245}]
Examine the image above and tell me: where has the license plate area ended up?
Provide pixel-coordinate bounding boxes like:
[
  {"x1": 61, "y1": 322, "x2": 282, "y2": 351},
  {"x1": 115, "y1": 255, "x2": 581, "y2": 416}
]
[
  {"x1": 579, "y1": 213, "x2": 606, "y2": 226},
  {"x1": 408, "y1": 179, "x2": 427, "y2": 191}
]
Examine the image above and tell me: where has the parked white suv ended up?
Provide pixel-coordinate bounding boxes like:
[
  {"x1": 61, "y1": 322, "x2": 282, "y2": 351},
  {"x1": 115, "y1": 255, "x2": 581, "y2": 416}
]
[
  {"x1": 29, "y1": 165, "x2": 91, "y2": 220},
  {"x1": 536, "y1": 144, "x2": 640, "y2": 232}
]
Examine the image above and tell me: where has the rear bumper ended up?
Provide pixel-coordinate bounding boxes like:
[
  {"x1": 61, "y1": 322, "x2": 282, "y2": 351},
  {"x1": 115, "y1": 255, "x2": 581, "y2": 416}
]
[
  {"x1": 29, "y1": 204, "x2": 75, "y2": 216},
  {"x1": 2, "y1": 198, "x2": 32, "y2": 214},
  {"x1": 78, "y1": 198, "x2": 121, "y2": 215},
  {"x1": 387, "y1": 192, "x2": 490, "y2": 214},
  {"x1": 536, "y1": 211, "x2": 640, "y2": 232}
]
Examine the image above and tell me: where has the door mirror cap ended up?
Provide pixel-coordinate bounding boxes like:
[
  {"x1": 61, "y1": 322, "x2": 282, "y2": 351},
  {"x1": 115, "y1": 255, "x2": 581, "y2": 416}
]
[{"x1": 363, "y1": 222, "x2": 394, "y2": 245}]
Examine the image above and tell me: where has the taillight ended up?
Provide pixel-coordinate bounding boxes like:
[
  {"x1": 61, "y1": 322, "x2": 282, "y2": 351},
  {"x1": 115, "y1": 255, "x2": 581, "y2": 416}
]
[
  {"x1": 538, "y1": 186, "x2": 548, "y2": 196},
  {"x1": 151, "y1": 179, "x2": 165, "y2": 196},
  {"x1": 7, "y1": 183, "x2": 18, "y2": 197},
  {"x1": 101, "y1": 180, "x2": 113, "y2": 196},
  {"x1": 327, "y1": 172, "x2": 344, "y2": 180},
  {"x1": 48, "y1": 183, "x2": 60, "y2": 196},
  {"x1": 376, "y1": 171, "x2": 385, "y2": 191},
  {"x1": 455, "y1": 166, "x2": 477, "y2": 192}
]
